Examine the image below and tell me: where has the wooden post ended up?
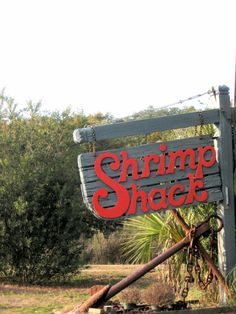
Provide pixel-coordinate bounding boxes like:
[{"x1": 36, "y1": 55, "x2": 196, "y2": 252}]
[
  {"x1": 234, "y1": 56, "x2": 236, "y2": 107},
  {"x1": 215, "y1": 85, "x2": 236, "y2": 302}
]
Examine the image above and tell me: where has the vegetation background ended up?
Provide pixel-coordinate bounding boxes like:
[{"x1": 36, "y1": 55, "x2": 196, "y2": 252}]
[
  {"x1": 0, "y1": 90, "x2": 235, "y2": 313},
  {"x1": 0, "y1": 89, "x2": 202, "y2": 283}
]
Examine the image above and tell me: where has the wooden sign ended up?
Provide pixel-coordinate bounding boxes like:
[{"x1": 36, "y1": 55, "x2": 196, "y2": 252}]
[
  {"x1": 74, "y1": 86, "x2": 236, "y2": 284},
  {"x1": 78, "y1": 136, "x2": 222, "y2": 220}
]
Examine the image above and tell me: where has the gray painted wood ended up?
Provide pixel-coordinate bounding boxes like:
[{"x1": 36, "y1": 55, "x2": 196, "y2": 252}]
[
  {"x1": 83, "y1": 188, "x2": 223, "y2": 220},
  {"x1": 74, "y1": 110, "x2": 219, "y2": 143},
  {"x1": 82, "y1": 164, "x2": 220, "y2": 198},
  {"x1": 215, "y1": 86, "x2": 236, "y2": 281},
  {"x1": 84, "y1": 174, "x2": 221, "y2": 207},
  {"x1": 78, "y1": 133, "x2": 221, "y2": 218},
  {"x1": 232, "y1": 107, "x2": 236, "y2": 165},
  {"x1": 80, "y1": 150, "x2": 216, "y2": 184},
  {"x1": 79, "y1": 135, "x2": 214, "y2": 168}
]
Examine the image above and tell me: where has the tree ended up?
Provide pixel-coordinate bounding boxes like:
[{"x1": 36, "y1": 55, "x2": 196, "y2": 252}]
[{"x1": 0, "y1": 96, "x2": 118, "y2": 283}]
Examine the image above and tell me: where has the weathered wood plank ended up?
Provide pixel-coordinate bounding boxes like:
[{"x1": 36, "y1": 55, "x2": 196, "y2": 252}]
[
  {"x1": 82, "y1": 164, "x2": 220, "y2": 197},
  {"x1": 84, "y1": 187, "x2": 223, "y2": 220},
  {"x1": 129, "y1": 187, "x2": 223, "y2": 218},
  {"x1": 73, "y1": 109, "x2": 219, "y2": 144},
  {"x1": 84, "y1": 173, "x2": 221, "y2": 208},
  {"x1": 80, "y1": 149, "x2": 216, "y2": 184},
  {"x1": 79, "y1": 135, "x2": 214, "y2": 168}
]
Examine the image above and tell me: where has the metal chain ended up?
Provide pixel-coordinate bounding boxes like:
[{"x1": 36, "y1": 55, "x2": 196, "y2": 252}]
[
  {"x1": 194, "y1": 112, "x2": 204, "y2": 138},
  {"x1": 90, "y1": 125, "x2": 96, "y2": 155},
  {"x1": 181, "y1": 227, "x2": 196, "y2": 302},
  {"x1": 194, "y1": 229, "x2": 215, "y2": 290},
  {"x1": 194, "y1": 246, "x2": 206, "y2": 290},
  {"x1": 181, "y1": 226, "x2": 216, "y2": 301},
  {"x1": 85, "y1": 125, "x2": 96, "y2": 155},
  {"x1": 199, "y1": 112, "x2": 204, "y2": 139}
]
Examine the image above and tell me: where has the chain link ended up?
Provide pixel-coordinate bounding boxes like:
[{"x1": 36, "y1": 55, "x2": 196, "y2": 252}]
[
  {"x1": 194, "y1": 229, "x2": 215, "y2": 290},
  {"x1": 90, "y1": 125, "x2": 96, "y2": 155},
  {"x1": 85, "y1": 125, "x2": 96, "y2": 155},
  {"x1": 194, "y1": 111, "x2": 204, "y2": 138},
  {"x1": 199, "y1": 112, "x2": 204, "y2": 139},
  {"x1": 181, "y1": 226, "x2": 216, "y2": 301},
  {"x1": 181, "y1": 227, "x2": 196, "y2": 302}
]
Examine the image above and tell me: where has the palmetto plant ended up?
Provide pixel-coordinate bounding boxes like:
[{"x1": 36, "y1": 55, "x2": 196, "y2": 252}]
[
  {"x1": 122, "y1": 213, "x2": 184, "y2": 263},
  {"x1": 122, "y1": 204, "x2": 216, "y2": 282},
  {"x1": 122, "y1": 212, "x2": 185, "y2": 283}
]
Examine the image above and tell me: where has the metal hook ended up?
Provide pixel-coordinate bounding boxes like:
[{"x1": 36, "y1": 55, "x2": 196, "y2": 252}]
[{"x1": 205, "y1": 214, "x2": 224, "y2": 233}]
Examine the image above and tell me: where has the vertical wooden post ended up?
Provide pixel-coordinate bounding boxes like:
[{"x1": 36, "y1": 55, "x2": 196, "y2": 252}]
[
  {"x1": 215, "y1": 85, "x2": 236, "y2": 301},
  {"x1": 234, "y1": 55, "x2": 236, "y2": 107}
]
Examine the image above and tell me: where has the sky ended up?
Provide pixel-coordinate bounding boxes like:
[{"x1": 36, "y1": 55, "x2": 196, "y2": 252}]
[{"x1": 0, "y1": 0, "x2": 235, "y2": 118}]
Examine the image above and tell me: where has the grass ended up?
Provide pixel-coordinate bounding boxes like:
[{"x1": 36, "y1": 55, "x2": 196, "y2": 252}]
[
  {"x1": 0, "y1": 264, "x2": 233, "y2": 313},
  {"x1": 0, "y1": 265, "x2": 155, "y2": 314},
  {"x1": 0, "y1": 284, "x2": 87, "y2": 314}
]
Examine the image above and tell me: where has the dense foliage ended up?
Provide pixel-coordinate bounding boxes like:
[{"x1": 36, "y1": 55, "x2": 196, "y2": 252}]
[
  {"x1": 0, "y1": 92, "x2": 119, "y2": 283},
  {"x1": 0, "y1": 90, "x2": 214, "y2": 283}
]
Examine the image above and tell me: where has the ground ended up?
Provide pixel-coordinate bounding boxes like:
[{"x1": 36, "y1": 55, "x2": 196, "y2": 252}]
[
  {"x1": 0, "y1": 265, "x2": 148, "y2": 314},
  {"x1": 0, "y1": 265, "x2": 234, "y2": 314},
  {"x1": 0, "y1": 265, "x2": 142, "y2": 314}
]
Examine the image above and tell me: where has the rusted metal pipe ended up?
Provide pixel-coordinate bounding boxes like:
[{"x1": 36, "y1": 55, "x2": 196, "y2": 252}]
[
  {"x1": 171, "y1": 209, "x2": 230, "y2": 295},
  {"x1": 96, "y1": 221, "x2": 211, "y2": 305},
  {"x1": 171, "y1": 209, "x2": 189, "y2": 232}
]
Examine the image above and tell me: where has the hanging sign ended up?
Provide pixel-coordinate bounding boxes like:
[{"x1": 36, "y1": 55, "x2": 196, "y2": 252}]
[{"x1": 78, "y1": 136, "x2": 222, "y2": 220}]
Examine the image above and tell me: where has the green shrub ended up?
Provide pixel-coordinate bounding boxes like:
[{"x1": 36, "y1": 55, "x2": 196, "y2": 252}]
[{"x1": 81, "y1": 231, "x2": 125, "y2": 264}]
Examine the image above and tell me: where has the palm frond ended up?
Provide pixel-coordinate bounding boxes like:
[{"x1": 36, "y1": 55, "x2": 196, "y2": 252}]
[{"x1": 122, "y1": 212, "x2": 185, "y2": 263}]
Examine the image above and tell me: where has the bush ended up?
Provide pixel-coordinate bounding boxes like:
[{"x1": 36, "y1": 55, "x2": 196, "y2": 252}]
[
  {"x1": 81, "y1": 231, "x2": 125, "y2": 264},
  {"x1": 119, "y1": 287, "x2": 141, "y2": 304},
  {"x1": 0, "y1": 114, "x2": 86, "y2": 283},
  {"x1": 143, "y1": 283, "x2": 175, "y2": 307},
  {"x1": 0, "y1": 97, "x2": 120, "y2": 283}
]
